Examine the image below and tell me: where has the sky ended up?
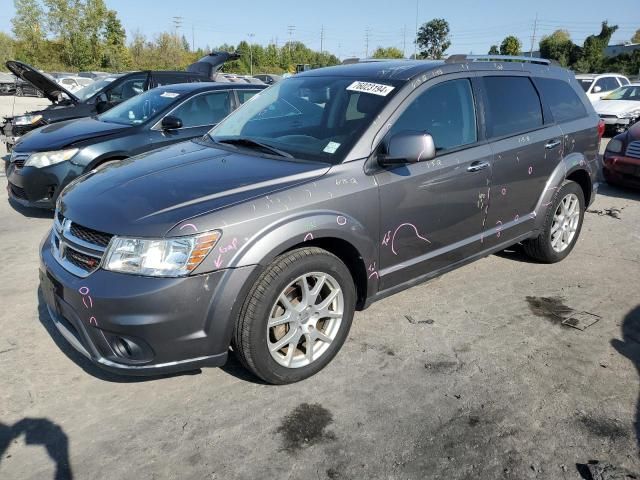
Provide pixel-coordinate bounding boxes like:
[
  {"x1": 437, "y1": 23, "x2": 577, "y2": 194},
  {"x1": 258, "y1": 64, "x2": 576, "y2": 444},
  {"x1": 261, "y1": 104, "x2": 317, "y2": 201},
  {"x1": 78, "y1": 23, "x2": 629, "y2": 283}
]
[{"x1": 0, "y1": 0, "x2": 638, "y2": 59}]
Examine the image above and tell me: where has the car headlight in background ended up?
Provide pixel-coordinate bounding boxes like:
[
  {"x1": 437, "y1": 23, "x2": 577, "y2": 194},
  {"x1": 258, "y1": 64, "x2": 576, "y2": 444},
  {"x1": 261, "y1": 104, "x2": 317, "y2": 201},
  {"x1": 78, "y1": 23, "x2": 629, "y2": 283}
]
[
  {"x1": 605, "y1": 138, "x2": 623, "y2": 154},
  {"x1": 619, "y1": 109, "x2": 640, "y2": 119},
  {"x1": 103, "y1": 231, "x2": 221, "y2": 277},
  {"x1": 14, "y1": 114, "x2": 43, "y2": 126},
  {"x1": 24, "y1": 148, "x2": 79, "y2": 168}
]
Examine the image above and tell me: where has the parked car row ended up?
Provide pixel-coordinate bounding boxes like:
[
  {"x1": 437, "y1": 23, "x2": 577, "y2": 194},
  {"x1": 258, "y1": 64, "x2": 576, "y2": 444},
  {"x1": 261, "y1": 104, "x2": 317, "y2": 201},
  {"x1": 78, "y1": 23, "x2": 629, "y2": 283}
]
[{"x1": 2, "y1": 54, "x2": 603, "y2": 384}]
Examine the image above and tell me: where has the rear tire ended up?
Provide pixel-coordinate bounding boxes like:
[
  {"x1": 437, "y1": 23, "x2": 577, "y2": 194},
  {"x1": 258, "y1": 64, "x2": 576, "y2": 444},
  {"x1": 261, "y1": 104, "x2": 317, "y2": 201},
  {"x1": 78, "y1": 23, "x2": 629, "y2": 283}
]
[
  {"x1": 522, "y1": 180, "x2": 585, "y2": 263},
  {"x1": 233, "y1": 247, "x2": 356, "y2": 384}
]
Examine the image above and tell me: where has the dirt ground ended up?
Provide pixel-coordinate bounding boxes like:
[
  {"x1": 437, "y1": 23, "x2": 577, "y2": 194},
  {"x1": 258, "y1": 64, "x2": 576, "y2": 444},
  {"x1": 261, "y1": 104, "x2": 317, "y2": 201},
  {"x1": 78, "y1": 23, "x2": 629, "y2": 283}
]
[{"x1": 1, "y1": 97, "x2": 639, "y2": 480}]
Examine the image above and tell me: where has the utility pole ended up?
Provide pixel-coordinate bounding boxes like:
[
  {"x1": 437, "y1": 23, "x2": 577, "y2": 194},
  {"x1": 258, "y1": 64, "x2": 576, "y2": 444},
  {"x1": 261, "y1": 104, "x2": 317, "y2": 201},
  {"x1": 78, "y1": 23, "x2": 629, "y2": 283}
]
[
  {"x1": 365, "y1": 27, "x2": 370, "y2": 58},
  {"x1": 172, "y1": 16, "x2": 183, "y2": 36},
  {"x1": 402, "y1": 25, "x2": 407, "y2": 57},
  {"x1": 529, "y1": 13, "x2": 538, "y2": 57},
  {"x1": 287, "y1": 25, "x2": 295, "y2": 57},
  {"x1": 248, "y1": 33, "x2": 255, "y2": 75},
  {"x1": 191, "y1": 24, "x2": 195, "y2": 52},
  {"x1": 414, "y1": 0, "x2": 419, "y2": 59},
  {"x1": 320, "y1": 25, "x2": 324, "y2": 55}
]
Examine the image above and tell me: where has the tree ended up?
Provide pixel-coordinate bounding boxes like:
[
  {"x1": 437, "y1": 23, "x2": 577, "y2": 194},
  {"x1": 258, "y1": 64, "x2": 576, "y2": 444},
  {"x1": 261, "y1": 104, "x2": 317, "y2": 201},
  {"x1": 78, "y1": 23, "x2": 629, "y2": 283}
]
[
  {"x1": 539, "y1": 30, "x2": 574, "y2": 66},
  {"x1": 488, "y1": 45, "x2": 499, "y2": 55},
  {"x1": 12, "y1": 0, "x2": 46, "y2": 63},
  {"x1": 371, "y1": 46, "x2": 404, "y2": 59},
  {"x1": 0, "y1": 33, "x2": 15, "y2": 68},
  {"x1": 416, "y1": 18, "x2": 451, "y2": 59},
  {"x1": 102, "y1": 9, "x2": 130, "y2": 70},
  {"x1": 632, "y1": 29, "x2": 640, "y2": 44},
  {"x1": 500, "y1": 36, "x2": 521, "y2": 56},
  {"x1": 573, "y1": 21, "x2": 618, "y2": 73}
]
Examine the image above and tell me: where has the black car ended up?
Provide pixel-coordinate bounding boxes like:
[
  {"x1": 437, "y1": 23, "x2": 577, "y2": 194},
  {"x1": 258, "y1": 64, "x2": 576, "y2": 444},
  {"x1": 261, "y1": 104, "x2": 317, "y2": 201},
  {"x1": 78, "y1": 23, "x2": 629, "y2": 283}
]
[
  {"x1": 7, "y1": 82, "x2": 264, "y2": 208},
  {"x1": 0, "y1": 52, "x2": 241, "y2": 152}
]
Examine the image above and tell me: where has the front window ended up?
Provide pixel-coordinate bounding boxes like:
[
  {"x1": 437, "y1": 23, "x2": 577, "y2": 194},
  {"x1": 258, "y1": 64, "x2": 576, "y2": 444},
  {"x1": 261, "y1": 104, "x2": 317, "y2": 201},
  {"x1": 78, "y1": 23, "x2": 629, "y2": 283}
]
[
  {"x1": 602, "y1": 85, "x2": 640, "y2": 101},
  {"x1": 209, "y1": 76, "x2": 402, "y2": 163},
  {"x1": 75, "y1": 77, "x2": 118, "y2": 101},
  {"x1": 98, "y1": 89, "x2": 185, "y2": 125},
  {"x1": 578, "y1": 79, "x2": 593, "y2": 92}
]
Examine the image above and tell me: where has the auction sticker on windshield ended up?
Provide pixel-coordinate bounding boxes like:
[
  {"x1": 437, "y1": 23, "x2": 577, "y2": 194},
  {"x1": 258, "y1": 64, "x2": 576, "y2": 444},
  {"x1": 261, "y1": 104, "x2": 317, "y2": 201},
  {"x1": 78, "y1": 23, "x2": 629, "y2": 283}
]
[{"x1": 346, "y1": 81, "x2": 395, "y2": 96}]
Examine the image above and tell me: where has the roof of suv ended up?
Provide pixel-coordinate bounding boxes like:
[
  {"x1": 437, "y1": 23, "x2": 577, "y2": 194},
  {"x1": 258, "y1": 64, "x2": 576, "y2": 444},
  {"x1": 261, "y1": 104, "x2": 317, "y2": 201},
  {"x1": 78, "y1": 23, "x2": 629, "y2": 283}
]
[
  {"x1": 575, "y1": 73, "x2": 627, "y2": 79},
  {"x1": 155, "y1": 81, "x2": 265, "y2": 93},
  {"x1": 298, "y1": 55, "x2": 568, "y2": 82}
]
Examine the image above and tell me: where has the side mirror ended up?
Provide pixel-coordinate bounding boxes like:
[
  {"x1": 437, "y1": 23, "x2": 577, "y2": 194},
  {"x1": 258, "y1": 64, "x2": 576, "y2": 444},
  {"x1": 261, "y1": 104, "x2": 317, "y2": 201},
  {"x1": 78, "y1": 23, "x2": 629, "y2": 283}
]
[
  {"x1": 593, "y1": 85, "x2": 602, "y2": 94},
  {"x1": 161, "y1": 115, "x2": 183, "y2": 130},
  {"x1": 379, "y1": 132, "x2": 436, "y2": 166},
  {"x1": 95, "y1": 93, "x2": 109, "y2": 113}
]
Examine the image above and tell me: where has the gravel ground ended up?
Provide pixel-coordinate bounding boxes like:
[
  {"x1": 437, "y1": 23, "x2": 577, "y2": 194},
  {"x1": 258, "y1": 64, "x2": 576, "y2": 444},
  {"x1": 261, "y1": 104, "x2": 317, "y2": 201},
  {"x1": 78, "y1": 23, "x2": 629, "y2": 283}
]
[{"x1": 0, "y1": 96, "x2": 639, "y2": 480}]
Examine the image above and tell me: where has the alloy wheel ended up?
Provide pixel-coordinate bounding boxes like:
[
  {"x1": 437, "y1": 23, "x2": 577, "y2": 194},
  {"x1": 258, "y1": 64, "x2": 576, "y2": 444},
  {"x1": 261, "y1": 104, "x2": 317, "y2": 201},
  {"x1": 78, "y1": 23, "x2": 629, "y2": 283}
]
[{"x1": 550, "y1": 193, "x2": 580, "y2": 253}]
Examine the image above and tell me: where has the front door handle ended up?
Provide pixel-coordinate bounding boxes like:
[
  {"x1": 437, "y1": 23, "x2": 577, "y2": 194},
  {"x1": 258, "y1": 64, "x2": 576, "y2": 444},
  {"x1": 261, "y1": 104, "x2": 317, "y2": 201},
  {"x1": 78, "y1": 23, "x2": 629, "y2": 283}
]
[
  {"x1": 545, "y1": 139, "x2": 561, "y2": 149},
  {"x1": 467, "y1": 161, "x2": 490, "y2": 172}
]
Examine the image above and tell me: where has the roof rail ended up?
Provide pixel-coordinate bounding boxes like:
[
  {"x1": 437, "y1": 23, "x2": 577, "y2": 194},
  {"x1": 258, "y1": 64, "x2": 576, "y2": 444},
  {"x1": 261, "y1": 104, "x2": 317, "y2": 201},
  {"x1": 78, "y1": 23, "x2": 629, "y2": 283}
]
[{"x1": 445, "y1": 54, "x2": 551, "y2": 66}]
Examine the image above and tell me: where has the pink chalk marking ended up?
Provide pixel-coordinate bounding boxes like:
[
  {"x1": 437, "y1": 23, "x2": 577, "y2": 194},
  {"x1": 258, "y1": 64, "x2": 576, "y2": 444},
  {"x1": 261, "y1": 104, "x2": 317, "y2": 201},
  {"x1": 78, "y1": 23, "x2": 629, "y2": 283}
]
[
  {"x1": 368, "y1": 262, "x2": 376, "y2": 272},
  {"x1": 501, "y1": 187, "x2": 507, "y2": 196},
  {"x1": 368, "y1": 271, "x2": 379, "y2": 280},
  {"x1": 214, "y1": 254, "x2": 223, "y2": 269},
  {"x1": 180, "y1": 223, "x2": 198, "y2": 232},
  {"x1": 89, "y1": 317, "x2": 97, "y2": 326},
  {"x1": 515, "y1": 214, "x2": 520, "y2": 221},
  {"x1": 336, "y1": 216, "x2": 347, "y2": 226},
  {"x1": 82, "y1": 297, "x2": 88, "y2": 309},
  {"x1": 219, "y1": 238, "x2": 238, "y2": 254},
  {"x1": 391, "y1": 223, "x2": 431, "y2": 256},
  {"x1": 528, "y1": 166, "x2": 533, "y2": 175},
  {"x1": 78, "y1": 286, "x2": 89, "y2": 295},
  {"x1": 87, "y1": 295, "x2": 93, "y2": 308},
  {"x1": 496, "y1": 220, "x2": 503, "y2": 238},
  {"x1": 381, "y1": 231, "x2": 391, "y2": 246},
  {"x1": 303, "y1": 233, "x2": 314, "y2": 242}
]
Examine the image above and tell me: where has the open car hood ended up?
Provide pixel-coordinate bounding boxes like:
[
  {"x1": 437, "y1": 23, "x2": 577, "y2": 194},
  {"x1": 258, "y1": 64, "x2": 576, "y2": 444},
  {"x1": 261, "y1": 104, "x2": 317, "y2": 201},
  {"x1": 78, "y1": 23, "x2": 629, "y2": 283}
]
[
  {"x1": 186, "y1": 51, "x2": 241, "y2": 80},
  {"x1": 6, "y1": 60, "x2": 79, "y2": 104}
]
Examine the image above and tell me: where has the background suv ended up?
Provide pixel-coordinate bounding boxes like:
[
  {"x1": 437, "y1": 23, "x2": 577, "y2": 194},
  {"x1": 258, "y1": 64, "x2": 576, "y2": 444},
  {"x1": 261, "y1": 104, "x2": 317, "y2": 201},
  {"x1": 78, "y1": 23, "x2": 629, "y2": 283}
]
[
  {"x1": 576, "y1": 73, "x2": 630, "y2": 103},
  {"x1": 40, "y1": 55, "x2": 600, "y2": 384}
]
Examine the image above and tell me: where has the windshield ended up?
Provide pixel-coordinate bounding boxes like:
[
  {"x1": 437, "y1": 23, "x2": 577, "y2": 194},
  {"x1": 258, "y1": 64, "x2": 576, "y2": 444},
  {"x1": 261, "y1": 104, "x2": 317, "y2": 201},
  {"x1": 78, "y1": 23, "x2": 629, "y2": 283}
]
[
  {"x1": 578, "y1": 79, "x2": 593, "y2": 92},
  {"x1": 98, "y1": 88, "x2": 184, "y2": 125},
  {"x1": 602, "y1": 85, "x2": 640, "y2": 101},
  {"x1": 75, "y1": 77, "x2": 118, "y2": 101},
  {"x1": 209, "y1": 76, "x2": 402, "y2": 163}
]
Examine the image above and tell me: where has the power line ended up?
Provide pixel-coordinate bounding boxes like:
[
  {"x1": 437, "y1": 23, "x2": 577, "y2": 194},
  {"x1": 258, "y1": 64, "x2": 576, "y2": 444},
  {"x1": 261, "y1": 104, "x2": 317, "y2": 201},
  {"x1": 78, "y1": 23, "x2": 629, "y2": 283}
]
[
  {"x1": 287, "y1": 25, "x2": 295, "y2": 56},
  {"x1": 320, "y1": 25, "x2": 324, "y2": 54},
  {"x1": 365, "y1": 27, "x2": 370, "y2": 58},
  {"x1": 172, "y1": 16, "x2": 183, "y2": 36},
  {"x1": 529, "y1": 13, "x2": 538, "y2": 57}
]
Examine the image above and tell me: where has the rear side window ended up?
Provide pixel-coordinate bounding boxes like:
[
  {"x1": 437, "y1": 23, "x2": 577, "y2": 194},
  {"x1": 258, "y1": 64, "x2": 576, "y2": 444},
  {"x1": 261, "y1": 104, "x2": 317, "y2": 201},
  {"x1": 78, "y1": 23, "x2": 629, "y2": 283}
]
[
  {"x1": 536, "y1": 78, "x2": 587, "y2": 123},
  {"x1": 619, "y1": 77, "x2": 630, "y2": 86},
  {"x1": 237, "y1": 90, "x2": 260, "y2": 104},
  {"x1": 483, "y1": 76, "x2": 543, "y2": 138}
]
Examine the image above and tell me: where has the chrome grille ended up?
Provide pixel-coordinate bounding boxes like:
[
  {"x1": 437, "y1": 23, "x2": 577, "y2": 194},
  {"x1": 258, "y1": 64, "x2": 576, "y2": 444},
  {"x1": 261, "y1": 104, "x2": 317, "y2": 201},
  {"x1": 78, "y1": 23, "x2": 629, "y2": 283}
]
[
  {"x1": 10, "y1": 151, "x2": 30, "y2": 170},
  {"x1": 52, "y1": 211, "x2": 113, "y2": 277},
  {"x1": 626, "y1": 140, "x2": 640, "y2": 159}
]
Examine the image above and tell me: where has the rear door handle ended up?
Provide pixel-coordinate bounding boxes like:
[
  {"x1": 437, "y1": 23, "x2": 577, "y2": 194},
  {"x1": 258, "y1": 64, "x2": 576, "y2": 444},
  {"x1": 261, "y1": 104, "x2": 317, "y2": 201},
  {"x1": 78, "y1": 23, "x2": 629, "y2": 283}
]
[
  {"x1": 545, "y1": 139, "x2": 561, "y2": 149},
  {"x1": 467, "y1": 161, "x2": 490, "y2": 172}
]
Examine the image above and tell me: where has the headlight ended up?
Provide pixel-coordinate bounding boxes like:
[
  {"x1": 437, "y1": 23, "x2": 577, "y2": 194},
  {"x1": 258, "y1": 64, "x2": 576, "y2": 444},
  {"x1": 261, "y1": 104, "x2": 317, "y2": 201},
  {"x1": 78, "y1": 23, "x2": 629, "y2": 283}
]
[
  {"x1": 605, "y1": 138, "x2": 623, "y2": 154},
  {"x1": 619, "y1": 109, "x2": 640, "y2": 119},
  {"x1": 14, "y1": 114, "x2": 43, "y2": 126},
  {"x1": 24, "y1": 148, "x2": 79, "y2": 168},
  {"x1": 103, "y1": 231, "x2": 221, "y2": 277}
]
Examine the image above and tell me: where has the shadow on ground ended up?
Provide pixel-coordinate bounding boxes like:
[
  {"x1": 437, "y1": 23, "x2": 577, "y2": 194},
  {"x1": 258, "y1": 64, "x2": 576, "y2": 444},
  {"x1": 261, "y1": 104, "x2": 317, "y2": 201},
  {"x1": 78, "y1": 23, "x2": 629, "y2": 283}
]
[
  {"x1": 612, "y1": 305, "x2": 640, "y2": 454},
  {"x1": 0, "y1": 418, "x2": 72, "y2": 480},
  {"x1": 597, "y1": 183, "x2": 640, "y2": 202}
]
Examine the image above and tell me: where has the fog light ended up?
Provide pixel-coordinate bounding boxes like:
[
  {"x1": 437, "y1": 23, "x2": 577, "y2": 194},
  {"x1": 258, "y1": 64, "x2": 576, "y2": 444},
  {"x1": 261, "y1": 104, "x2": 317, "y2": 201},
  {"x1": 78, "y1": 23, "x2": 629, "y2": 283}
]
[{"x1": 112, "y1": 336, "x2": 146, "y2": 360}]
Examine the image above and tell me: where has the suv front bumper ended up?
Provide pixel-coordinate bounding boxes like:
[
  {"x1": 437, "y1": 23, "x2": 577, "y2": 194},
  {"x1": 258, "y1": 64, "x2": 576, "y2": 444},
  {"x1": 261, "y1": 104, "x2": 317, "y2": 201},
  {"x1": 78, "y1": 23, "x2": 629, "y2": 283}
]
[{"x1": 39, "y1": 230, "x2": 257, "y2": 375}]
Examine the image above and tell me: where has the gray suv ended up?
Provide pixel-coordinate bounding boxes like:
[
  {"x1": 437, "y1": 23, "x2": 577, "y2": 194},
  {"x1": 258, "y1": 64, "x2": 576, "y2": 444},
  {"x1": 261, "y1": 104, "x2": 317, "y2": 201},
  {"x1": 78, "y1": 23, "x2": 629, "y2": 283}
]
[{"x1": 39, "y1": 55, "x2": 602, "y2": 384}]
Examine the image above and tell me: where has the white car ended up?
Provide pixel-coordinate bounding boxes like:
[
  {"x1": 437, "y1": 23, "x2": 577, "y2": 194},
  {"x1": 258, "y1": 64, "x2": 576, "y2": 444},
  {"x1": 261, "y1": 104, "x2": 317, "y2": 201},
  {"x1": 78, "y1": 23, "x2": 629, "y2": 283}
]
[
  {"x1": 594, "y1": 84, "x2": 640, "y2": 133},
  {"x1": 575, "y1": 73, "x2": 630, "y2": 103},
  {"x1": 56, "y1": 76, "x2": 94, "y2": 92}
]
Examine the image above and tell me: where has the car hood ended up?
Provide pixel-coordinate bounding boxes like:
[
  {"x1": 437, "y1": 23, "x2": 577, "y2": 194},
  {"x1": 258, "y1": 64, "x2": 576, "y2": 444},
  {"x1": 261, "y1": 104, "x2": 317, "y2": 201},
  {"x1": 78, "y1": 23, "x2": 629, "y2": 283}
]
[
  {"x1": 6, "y1": 60, "x2": 79, "y2": 104},
  {"x1": 58, "y1": 140, "x2": 331, "y2": 237},
  {"x1": 594, "y1": 99, "x2": 640, "y2": 115},
  {"x1": 15, "y1": 117, "x2": 130, "y2": 151}
]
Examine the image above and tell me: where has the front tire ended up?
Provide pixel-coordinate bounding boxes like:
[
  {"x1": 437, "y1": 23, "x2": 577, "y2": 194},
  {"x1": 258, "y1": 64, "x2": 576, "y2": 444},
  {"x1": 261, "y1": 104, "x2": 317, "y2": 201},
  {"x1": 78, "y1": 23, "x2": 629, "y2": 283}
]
[
  {"x1": 522, "y1": 180, "x2": 585, "y2": 263},
  {"x1": 233, "y1": 247, "x2": 356, "y2": 384}
]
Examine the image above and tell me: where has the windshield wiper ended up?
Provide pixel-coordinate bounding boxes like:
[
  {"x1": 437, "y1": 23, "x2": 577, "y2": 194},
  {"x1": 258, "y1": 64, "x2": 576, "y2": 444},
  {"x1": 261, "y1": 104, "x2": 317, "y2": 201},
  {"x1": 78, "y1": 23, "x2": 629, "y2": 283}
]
[{"x1": 213, "y1": 137, "x2": 293, "y2": 159}]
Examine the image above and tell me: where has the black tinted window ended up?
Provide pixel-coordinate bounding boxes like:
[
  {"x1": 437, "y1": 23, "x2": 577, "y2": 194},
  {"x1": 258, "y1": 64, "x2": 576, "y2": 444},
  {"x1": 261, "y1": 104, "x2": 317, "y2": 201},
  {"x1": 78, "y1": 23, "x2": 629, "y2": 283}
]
[
  {"x1": 483, "y1": 76, "x2": 543, "y2": 137},
  {"x1": 537, "y1": 78, "x2": 587, "y2": 123},
  {"x1": 237, "y1": 90, "x2": 260, "y2": 104},
  {"x1": 620, "y1": 77, "x2": 630, "y2": 85},
  {"x1": 389, "y1": 78, "x2": 477, "y2": 151}
]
